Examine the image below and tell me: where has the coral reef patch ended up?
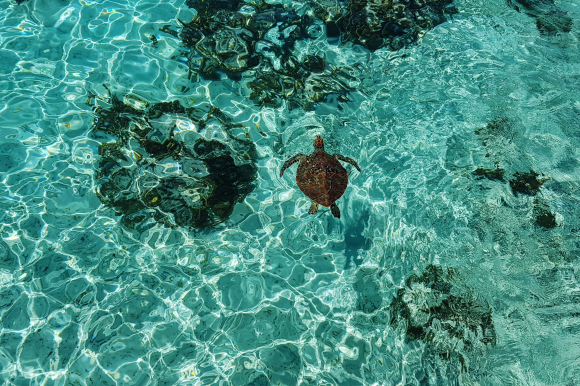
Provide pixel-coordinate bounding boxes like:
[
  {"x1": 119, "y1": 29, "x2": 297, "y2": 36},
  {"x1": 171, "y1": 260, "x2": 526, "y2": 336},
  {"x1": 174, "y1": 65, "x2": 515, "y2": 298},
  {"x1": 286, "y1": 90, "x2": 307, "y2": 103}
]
[
  {"x1": 159, "y1": 0, "x2": 457, "y2": 109},
  {"x1": 390, "y1": 265, "x2": 496, "y2": 366},
  {"x1": 91, "y1": 94, "x2": 257, "y2": 230},
  {"x1": 509, "y1": 170, "x2": 550, "y2": 197},
  {"x1": 313, "y1": 0, "x2": 457, "y2": 51},
  {"x1": 508, "y1": 0, "x2": 573, "y2": 36}
]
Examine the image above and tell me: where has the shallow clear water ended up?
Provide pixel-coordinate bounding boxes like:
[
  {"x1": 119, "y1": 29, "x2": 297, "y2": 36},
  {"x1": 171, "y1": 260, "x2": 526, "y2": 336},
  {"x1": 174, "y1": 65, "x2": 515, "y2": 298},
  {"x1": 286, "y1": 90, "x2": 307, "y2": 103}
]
[{"x1": 1, "y1": 0, "x2": 580, "y2": 384}]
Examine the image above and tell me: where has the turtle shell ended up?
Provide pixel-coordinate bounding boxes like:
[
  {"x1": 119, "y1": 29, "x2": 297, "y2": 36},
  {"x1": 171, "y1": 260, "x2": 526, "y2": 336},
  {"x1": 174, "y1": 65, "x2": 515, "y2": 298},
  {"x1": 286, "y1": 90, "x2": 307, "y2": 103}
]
[{"x1": 296, "y1": 151, "x2": 348, "y2": 207}]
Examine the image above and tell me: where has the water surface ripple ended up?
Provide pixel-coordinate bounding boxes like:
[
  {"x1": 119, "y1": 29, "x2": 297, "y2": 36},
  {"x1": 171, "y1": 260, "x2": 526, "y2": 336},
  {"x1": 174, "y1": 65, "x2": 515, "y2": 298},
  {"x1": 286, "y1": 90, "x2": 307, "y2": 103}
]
[{"x1": 1, "y1": 0, "x2": 580, "y2": 384}]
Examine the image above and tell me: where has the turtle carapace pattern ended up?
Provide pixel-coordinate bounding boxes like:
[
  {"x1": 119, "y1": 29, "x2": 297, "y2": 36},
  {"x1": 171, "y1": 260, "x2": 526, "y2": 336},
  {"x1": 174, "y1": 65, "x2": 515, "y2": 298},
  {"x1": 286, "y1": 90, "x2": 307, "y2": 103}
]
[{"x1": 280, "y1": 135, "x2": 360, "y2": 218}]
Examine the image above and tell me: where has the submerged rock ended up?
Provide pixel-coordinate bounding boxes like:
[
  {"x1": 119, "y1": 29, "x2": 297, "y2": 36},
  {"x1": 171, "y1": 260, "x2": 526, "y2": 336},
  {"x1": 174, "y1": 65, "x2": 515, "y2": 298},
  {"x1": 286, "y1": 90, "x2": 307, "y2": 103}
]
[
  {"x1": 175, "y1": 2, "x2": 359, "y2": 109},
  {"x1": 509, "y1": 170, "x2": 550, "y2": 196},
  {"x1": 192, "y1": 27, "x2": 257, "y2": 76},
  {"x1": 508, "y1": 0, "x2": 572, "y2": 36},
  {"x1": 179, "y1": 1, "x2": 310, "y2": 79},
  {"x1": 247, "y1": 64, "x2": 355, "y2": 110},
  {"x1": 314, "y1": 0, "x2": 457, "y2": 51},
  {"x1": 474, "y1": 116, "x2": 516, "y2": 145},
  {"x1": 91, "y1": 95, "x2": 257, "y2": 230},
  {"x1": 473, "y1": 167, "x2": 505, "y2": 181},
  {"x1": 390, "y1": 265, "x2": 496, "y2": 365},
  {"x1": 533, "y1": 199, "x2": 557, "y2": 229},
  {"x1": 169, "y1": 0, "x2": 457, "y2": 109}
]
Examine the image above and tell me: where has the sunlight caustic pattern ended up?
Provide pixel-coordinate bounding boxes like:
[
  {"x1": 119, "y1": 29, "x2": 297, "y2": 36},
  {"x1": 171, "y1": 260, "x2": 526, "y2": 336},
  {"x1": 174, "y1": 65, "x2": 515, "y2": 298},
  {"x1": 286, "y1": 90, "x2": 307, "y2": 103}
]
[{"x1": 1, "y1": 0, "x2": 580, "y2": 384}]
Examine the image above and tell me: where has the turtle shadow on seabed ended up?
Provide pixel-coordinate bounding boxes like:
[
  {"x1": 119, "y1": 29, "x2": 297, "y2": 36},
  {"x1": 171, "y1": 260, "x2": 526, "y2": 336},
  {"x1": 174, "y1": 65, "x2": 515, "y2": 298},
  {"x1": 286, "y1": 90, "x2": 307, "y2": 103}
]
[{"x1": 343, "y1": 210, "x2": 372, "y2": 269}]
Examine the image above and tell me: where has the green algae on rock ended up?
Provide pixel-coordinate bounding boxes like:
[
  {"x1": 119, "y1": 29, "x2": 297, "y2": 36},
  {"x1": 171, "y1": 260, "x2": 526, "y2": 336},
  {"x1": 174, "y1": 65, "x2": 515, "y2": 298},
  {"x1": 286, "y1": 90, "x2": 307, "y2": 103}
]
[{"x1": 91, "y1": 94, "x2": 257, "y2": 230}]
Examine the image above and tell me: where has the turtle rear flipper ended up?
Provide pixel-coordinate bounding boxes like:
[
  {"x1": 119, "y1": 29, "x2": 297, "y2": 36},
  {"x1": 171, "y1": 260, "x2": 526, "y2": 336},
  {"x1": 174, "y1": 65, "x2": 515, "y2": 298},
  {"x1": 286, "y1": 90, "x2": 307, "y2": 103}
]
[
  {"x1": 334, "y1": 154, "x2": 361, "y2": 172},
  {"x1": 308, "y1": 202, "x2": 319, "y2": 215},
  {"x1": 280, "y1": 154, "x2": 306, "y2": 177},
  {"x1": 330, "y1": 203, "x2": 340, "y2": 218}
]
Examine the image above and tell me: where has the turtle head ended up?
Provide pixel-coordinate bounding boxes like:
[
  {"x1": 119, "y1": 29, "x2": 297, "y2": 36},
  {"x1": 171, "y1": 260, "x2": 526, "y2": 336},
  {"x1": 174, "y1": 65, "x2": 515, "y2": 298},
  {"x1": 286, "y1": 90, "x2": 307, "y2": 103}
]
[{"x1": 313, "y1": 135, "x2": 324, "y2": 150}]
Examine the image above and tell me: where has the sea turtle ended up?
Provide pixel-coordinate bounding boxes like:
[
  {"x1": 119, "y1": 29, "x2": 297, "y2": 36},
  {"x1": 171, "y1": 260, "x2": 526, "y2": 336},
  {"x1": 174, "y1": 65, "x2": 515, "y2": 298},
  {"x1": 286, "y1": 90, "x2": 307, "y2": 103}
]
[{"x1": 280, "y1": 135, "x2": 360, "y2": 218}]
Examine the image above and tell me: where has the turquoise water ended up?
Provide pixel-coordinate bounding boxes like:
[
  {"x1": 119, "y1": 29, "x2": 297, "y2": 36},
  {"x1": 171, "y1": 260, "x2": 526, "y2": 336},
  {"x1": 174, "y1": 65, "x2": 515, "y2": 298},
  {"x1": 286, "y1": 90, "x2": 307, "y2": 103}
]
[{"x1": 1, "y1": 0, "x2": 580, "y2": 384}]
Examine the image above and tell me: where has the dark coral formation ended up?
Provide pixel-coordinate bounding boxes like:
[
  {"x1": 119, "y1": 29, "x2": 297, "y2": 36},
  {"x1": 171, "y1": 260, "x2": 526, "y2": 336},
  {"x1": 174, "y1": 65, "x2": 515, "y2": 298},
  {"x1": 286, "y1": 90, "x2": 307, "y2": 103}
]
[
  {"x1": 473, "y1": 117, "x2": 516, "y2": 171},
  {"x1": 247, "y1": 65, "x2": 356, "y2": 110},
  {"x1": 508, "y1": 0, "x2": 572, "y2": 36},
  {"x1": 314, "y1": 0, "x2": 457, "y2": 51},
  {"x1": 473, "y1": 117, "x2": 560, "y2": 231},
  {"x1": 474, "y1": 116, "x2": 516, "y2": 146},
  {"x1": 91, "y1": 94, "x2": 257, "y2": 230},
  {"x1": 534, "y1": 199, "x2": 557, "y2": 229},
  {"x1": 160, "y1": 0, "x2": 455, "y2": 109},
  {"x1": 474, "y1": 118, "x2": 551, "y2": 193},
  {"x1": 180, "y1": 0, "x2": 458, "y2": 56},
  {"x1": 509, "y1": 170, "x2": 550, "y2": 196},
  {"x1": 390, "y1": 265, "x2": 496, "y2": 359},
  {"x1": 174, "y1": 0, "x2": 361, "y2": 109},
  {"x1": 178, "y1": 0, "x2": 319, "y2": 81},
  {"x1": 472, "y1": 167, "x2": 505, "y2": 181}
]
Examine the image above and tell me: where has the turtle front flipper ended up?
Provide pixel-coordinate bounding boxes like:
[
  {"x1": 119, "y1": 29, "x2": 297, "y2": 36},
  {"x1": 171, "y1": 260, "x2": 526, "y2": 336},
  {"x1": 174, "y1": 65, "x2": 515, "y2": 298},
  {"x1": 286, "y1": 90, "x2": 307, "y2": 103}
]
[
  {"x1": 308, "y1": 202, "x2": 319, "y2": 215},
  {"x1": 334, "y1": 154, "x2": 361, "y2": 172},
  {"x1": 330, "y1": 203, "x2": 340, "y2": 218},
  {"x1": 280, "y1": 154, "x2": 306, "y2": 177}
]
